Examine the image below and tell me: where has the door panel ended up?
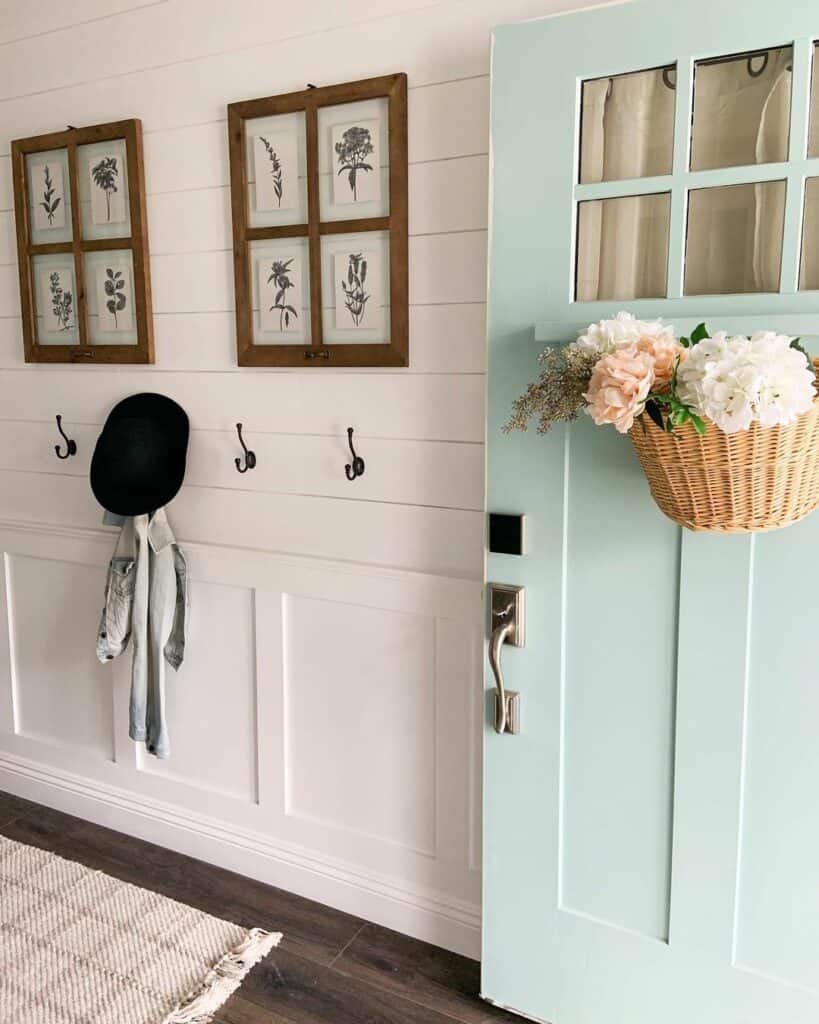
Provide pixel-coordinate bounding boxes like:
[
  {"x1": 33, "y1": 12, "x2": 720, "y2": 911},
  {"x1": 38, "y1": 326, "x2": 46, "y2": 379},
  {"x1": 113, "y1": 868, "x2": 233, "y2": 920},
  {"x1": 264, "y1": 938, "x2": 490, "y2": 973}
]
[{"x1": 484, "y1": 1, "x2": 819, "y2": 1020}]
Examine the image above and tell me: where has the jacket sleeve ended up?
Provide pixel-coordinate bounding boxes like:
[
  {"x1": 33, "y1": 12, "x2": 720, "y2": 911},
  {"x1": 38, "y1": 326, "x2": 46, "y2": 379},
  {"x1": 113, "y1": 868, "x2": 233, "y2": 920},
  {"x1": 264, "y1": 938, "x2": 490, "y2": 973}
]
[{"x1": 163, "y1": 545, "x2": 188, "y2": 671}]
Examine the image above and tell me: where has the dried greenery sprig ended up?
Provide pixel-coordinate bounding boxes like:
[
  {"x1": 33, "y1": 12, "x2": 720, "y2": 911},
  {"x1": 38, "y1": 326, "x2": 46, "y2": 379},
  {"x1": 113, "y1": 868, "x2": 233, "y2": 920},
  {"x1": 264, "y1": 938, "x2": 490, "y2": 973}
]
[
  {"x1": 504, "y1": 346, "x2": 599, "y2": 434},
  {"x1": 341, "y1": 252, "x2": 370, "y2": 326},
  {"x1": 41, "y1": 165, "x2": 61, "y2": 226},
  {"x1": 49, "y1": 271, "x2": 73, "y2": 331},
  {"x1": 259, "y1": 137, "x2": 283, "y2": 207}
]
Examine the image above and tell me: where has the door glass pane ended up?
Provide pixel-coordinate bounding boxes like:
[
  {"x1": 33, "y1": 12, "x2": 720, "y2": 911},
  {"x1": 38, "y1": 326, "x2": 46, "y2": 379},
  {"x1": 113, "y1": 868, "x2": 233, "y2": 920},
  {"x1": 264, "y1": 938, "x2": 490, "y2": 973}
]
[
  {"x1": 809, "y1": 43, "x2": 819, "y2": 157},
  {"x1": 575, "y1": 193, "x2": 670, "y2": 301},
  {"x1": 684, "y1": 181, "x2": 785, "y2": 295},
  {"x1": 691, "y1": 46, "x2": 792, "y2": 171},
  {"x1": 800, "y1": 177, "x2": 819, "y2": 289},
  {"x1": 579, "y1": 66, "x2": 675, "y2": 184}
]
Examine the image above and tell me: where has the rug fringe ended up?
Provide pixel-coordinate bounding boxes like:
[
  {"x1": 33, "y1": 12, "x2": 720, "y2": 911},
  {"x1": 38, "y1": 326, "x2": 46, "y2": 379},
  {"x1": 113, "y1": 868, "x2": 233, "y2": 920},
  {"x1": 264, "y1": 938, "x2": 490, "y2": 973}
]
[{"x1": 161, "y1": 927, "x2": 282, "y2": 1024}]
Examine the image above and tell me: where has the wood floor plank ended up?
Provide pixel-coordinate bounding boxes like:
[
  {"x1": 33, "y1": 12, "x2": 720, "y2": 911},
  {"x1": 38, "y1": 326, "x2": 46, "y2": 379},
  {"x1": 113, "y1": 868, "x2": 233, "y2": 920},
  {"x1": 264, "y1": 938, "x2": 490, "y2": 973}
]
[
  {"x1": 0, "y1": 789, "x2": 40, "y2": 825},
  {"x1": 332, "y1": 923, "x2": 519, "y2": 1024},
  {"x1": 331, "y1": 923, "x2": 481, "y2": 1021},
  {"x1": 215, "y1": 992, "x2": 290, "y2": 1022},
  {"x1": 239, "y1": 946, "x2": 474, "y2": 1024},
  {"x1": 0, "y1": 797, "x2": 364, "y2": 965}
]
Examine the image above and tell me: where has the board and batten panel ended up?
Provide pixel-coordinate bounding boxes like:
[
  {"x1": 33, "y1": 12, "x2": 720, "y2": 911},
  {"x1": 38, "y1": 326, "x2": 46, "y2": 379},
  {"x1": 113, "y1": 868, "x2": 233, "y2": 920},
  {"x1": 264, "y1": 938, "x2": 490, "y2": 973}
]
[
  {"x1": 561, "y1": 419, "x2": 680, "y2": 941},
  {"x1": 136, "y1": 579, "x2": 259, "y2": 805},
  {"x1": 2, "y1": 553, "x2": 114, "y2": 762},
  {"x1": 733, "y1": 519, "x2": 819, "y2": 992},
  {"x1": 283, "y1": 594, "x2": 436, "y2": 855}
]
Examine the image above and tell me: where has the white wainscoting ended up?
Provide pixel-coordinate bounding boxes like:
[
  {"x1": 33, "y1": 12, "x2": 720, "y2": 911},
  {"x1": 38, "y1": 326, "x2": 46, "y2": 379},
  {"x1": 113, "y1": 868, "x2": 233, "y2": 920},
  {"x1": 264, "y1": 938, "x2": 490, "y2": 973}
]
[
  {"x1": 0, "y1": 517, "x2": 484, "y2": 955},
  {"x1": 0, "y1": 0, "x2": 602, "y2": 959}
]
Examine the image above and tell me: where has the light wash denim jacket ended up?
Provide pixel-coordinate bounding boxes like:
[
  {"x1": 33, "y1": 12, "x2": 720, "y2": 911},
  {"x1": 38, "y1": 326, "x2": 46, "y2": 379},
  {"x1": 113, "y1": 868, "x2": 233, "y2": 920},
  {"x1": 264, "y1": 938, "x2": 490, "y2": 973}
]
[{"x1": 97, "y1": 507, "x2": 188, "y2": 759}]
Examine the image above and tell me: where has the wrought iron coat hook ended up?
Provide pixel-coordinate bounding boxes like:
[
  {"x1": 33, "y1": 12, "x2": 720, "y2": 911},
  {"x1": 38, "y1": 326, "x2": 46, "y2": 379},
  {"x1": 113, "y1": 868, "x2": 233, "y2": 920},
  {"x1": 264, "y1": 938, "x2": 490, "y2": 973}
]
[
  {"x1": 54, "y1": 415, "x2": 77, "y2": 460},
  {"x1": 345, "y1": 427, "x2": 365, "y2": 481},
  {"x1": 234, "y1": 422, "x2": 256, "y2": 474}
]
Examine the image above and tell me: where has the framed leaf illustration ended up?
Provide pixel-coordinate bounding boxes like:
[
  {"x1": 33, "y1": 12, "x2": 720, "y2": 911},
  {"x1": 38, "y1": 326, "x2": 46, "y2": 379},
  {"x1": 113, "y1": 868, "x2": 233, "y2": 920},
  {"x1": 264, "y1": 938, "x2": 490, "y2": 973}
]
[
  {"x1": 228, "y1": 74, "x2": 408, "y2": 367},
  {"x1": 11, "y1": 119, "x2": 153, "y2": 363}
]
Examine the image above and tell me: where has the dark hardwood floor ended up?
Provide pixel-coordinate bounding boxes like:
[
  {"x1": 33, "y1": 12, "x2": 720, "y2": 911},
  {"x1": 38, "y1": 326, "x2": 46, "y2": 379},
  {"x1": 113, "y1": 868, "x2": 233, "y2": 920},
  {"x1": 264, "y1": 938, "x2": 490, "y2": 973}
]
[{"x1": 0, "y1": 789, "x2": 520, "y2": 1024}]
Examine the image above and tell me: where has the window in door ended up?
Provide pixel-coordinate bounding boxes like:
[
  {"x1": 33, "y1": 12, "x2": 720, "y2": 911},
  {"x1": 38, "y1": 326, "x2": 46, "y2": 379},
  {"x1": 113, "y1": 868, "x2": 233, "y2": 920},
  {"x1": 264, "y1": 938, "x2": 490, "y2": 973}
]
[{"x1": 574, "y1": 42, "x2": 819, "y2": 302}]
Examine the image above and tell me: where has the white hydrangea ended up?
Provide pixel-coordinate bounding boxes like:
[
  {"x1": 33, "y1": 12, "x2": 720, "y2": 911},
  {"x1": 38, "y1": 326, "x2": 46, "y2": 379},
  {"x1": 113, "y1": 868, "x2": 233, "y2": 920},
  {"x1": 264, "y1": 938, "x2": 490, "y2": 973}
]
[
  {"x1": 676, "y1": 331, "x2": 815, "y2": 433},
  {"x1": 573, "y1": 310, "x2": 675, "y2": 356}
]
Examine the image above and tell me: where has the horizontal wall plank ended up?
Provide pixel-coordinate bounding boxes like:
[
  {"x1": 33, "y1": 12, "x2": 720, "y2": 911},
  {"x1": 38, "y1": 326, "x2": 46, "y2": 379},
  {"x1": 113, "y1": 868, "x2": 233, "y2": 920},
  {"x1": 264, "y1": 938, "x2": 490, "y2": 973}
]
[
  {"x1": 0, "y1": 0, "x2": 448, "y2": 101},
  {"x1": 0, "y1": 0, "x2": 598, "y2": 146},
  {"x1": 0, "y1": 470, "x2": 484, "y2": 578},
  {"x1": 0, "y1": 421, "x2": 484, "y2": 511},
  {"x1": 1, "y1": 155, "x2": 489, "y2": 264},
  {"x1": 139, "y1": 155, "x2": 488, "y2": 257},
  {"x1": 0, "y1": 0, "x2": 162, "y2": 46},
  {"x1": 0, "y1": 76, "x2": 491, "y2": 217},
  {"x1": 0, "y1": 369, "x2": 485, "y2": 441},
  {"x1": 0, "y1": 304, "x2": 487, "y2": 373},
  {"x1": 143, "y1": 232, "x2": 488, "y2": 313}
]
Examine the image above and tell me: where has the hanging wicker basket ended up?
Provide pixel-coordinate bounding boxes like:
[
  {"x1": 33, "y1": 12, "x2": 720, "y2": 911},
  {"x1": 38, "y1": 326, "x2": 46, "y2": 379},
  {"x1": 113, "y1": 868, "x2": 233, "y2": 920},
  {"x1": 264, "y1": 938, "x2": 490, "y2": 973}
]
[{"x1": 629, "y1": 360, "x2": 819, "y2": 533}]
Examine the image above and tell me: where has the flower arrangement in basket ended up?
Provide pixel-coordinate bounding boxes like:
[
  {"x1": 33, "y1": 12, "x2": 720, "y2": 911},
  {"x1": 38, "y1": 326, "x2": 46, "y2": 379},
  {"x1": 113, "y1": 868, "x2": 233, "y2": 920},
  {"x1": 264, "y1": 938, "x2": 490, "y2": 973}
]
[{"x1": 507, "y1": 312, "x2": 819, "y2": 533}]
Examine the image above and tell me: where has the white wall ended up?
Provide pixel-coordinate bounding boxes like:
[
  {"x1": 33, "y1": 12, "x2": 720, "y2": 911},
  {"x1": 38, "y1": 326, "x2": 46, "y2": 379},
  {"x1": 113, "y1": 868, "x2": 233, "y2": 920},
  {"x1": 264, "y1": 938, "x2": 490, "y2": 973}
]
[{"x1": 0, "y1": 0, "x2": 588, "y2": 957}]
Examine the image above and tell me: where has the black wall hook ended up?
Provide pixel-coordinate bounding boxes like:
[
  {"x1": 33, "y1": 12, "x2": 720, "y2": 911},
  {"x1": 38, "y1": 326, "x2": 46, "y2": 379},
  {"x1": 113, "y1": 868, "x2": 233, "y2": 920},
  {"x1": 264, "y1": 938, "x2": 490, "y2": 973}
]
[
  {"x1": 234, "y1": 423, "x2": 256, "y2": 473},
  {"x1": 345, "y1": 427, "x2": 365, "y2": 481},
  {"x1": 54, "y1": 415, "x2": 77, "y2": 460}
]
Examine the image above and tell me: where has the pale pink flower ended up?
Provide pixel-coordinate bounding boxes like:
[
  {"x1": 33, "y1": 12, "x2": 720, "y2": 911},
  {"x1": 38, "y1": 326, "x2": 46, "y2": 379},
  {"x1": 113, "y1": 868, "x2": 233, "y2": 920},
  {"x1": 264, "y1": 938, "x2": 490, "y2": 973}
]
[
  {"x1": 636, "y1": 333, "x2": 686, "y2": 390},
  {"x1": 584, "y1": 345, "x2": 655, "y2": 433}
]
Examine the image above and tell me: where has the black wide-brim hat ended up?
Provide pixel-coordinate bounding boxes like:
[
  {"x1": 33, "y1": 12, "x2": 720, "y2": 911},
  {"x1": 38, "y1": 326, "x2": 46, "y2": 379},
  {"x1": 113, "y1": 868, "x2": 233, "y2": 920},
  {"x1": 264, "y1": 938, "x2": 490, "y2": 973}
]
[{"x1": 90, "y1": 393, "x2": 189, "y2": 517}]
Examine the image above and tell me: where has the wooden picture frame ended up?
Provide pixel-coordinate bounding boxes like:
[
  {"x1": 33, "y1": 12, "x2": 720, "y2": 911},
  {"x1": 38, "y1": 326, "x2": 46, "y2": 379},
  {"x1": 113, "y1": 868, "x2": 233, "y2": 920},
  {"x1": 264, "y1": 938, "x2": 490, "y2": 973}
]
[
  {"x1": 227, "y1": 74, "x2": 408, "y2": 367},
  {"x1": 11, "y1": 119, "x2": 154, "y2": 364}
]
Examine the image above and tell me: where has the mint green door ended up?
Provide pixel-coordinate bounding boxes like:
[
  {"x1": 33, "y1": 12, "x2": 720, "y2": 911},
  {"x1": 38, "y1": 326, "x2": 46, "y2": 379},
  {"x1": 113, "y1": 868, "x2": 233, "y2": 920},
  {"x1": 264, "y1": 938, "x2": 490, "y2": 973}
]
[{"x1": 483, "y1": 3, "x2": 819, "y2": 1022}]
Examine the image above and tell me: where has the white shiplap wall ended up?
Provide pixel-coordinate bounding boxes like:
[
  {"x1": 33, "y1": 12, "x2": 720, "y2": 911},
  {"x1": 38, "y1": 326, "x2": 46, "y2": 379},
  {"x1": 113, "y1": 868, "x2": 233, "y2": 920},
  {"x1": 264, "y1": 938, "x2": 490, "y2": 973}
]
[{"x1": 0, "y1": 0, "x2": 591, "y2": 956}]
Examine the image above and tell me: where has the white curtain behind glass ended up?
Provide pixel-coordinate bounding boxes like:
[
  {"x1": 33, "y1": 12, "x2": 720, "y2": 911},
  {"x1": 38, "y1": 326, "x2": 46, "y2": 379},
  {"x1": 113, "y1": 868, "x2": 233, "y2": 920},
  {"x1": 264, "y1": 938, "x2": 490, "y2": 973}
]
[{"x1": 577, "y1": 53, "x2": 791, "y2": 301}]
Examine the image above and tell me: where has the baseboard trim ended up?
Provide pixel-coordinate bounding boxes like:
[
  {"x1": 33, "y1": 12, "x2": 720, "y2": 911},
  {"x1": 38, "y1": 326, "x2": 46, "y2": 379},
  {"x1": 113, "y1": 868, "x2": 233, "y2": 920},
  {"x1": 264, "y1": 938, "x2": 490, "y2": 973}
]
[{"x1": 0, "y1": 750, "x2": 481, "y2": 959}]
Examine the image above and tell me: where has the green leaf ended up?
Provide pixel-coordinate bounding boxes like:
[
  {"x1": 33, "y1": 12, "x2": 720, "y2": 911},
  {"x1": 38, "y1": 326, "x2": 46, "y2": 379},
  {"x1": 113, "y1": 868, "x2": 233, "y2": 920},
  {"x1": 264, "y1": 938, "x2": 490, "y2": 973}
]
[
  {"x1": 679, "y1": 336, "x2": 690, "y2": 348},
  {"x1": 690, "y1": 322, "x2": 710, "y2": 345},
  {"x1": 690, "y1": 413, "x2": 707, "y2": 435},
  {"x1": 790, "y1": 336, "x2": 814, "y2": 372}
]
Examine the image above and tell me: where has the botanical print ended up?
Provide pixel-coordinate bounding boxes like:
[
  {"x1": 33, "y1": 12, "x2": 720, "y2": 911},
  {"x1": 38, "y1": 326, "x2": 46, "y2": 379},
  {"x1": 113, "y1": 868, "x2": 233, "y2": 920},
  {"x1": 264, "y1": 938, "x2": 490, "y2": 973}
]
[
  {"x1": 258, "y1": 256, "x2": 301, "y2": 333},
  {"x1": 41, "y1": 267, "x2": 75, "y2": 333},
  {"x1": 32, "y1": 162, "x2": 66, "y2": 230},
  {"x1": 253, "y1": 131, "x2": 299, "y2": 212},
  {"x1": 97, "y1": 265, "x2": 133, "y2": 332},
  {"x1": 332, "y1": 120, "x2": 380, "y2": 205},
  {"x1": 90, "y1": 154, "x2": 126, "y2": 224},
  {"x1": 334, "y1": 250, "x2": 381, "y2": 330}
]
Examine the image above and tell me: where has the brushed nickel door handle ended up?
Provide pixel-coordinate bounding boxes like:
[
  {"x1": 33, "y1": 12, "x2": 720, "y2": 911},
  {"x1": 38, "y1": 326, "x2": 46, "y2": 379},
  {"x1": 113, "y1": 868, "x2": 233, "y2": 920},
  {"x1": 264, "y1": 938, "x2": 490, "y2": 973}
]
[{"x1": 488, "y1": 584, "x2": 525, "y2": 735}]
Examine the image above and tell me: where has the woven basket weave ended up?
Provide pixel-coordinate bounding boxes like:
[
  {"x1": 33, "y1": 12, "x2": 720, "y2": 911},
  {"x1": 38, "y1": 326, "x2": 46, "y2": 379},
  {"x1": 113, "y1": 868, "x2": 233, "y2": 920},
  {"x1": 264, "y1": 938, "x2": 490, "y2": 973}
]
[{"x1": 629, "y1": 360, "x2": 819, "y2": 533}]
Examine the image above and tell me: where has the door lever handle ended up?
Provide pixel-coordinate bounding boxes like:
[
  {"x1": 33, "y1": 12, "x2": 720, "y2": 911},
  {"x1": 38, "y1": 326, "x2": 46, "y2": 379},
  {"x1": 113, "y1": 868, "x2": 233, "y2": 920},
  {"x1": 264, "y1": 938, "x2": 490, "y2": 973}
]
[{"x1": 488, "y1": 584, "x2": 525, "y2": 735}]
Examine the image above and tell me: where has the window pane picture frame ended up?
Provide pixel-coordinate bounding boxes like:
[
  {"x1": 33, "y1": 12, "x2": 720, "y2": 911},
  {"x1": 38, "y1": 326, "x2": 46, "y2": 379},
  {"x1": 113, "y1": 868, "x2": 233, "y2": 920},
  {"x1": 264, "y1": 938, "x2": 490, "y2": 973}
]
[
  {"x1": 228, "y1": 74, "x2": 408, "y2": 367},
  {"x1": 11, "y1": 119, "x2": 153, "y2": 364}
]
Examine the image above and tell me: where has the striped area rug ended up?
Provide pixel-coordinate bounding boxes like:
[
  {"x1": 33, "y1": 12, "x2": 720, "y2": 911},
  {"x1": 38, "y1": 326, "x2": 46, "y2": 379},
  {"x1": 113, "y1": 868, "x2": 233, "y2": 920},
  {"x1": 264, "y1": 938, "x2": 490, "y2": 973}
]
[{"x1": 0, "y1": 834, "x2": 280, "y2": 1023}]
